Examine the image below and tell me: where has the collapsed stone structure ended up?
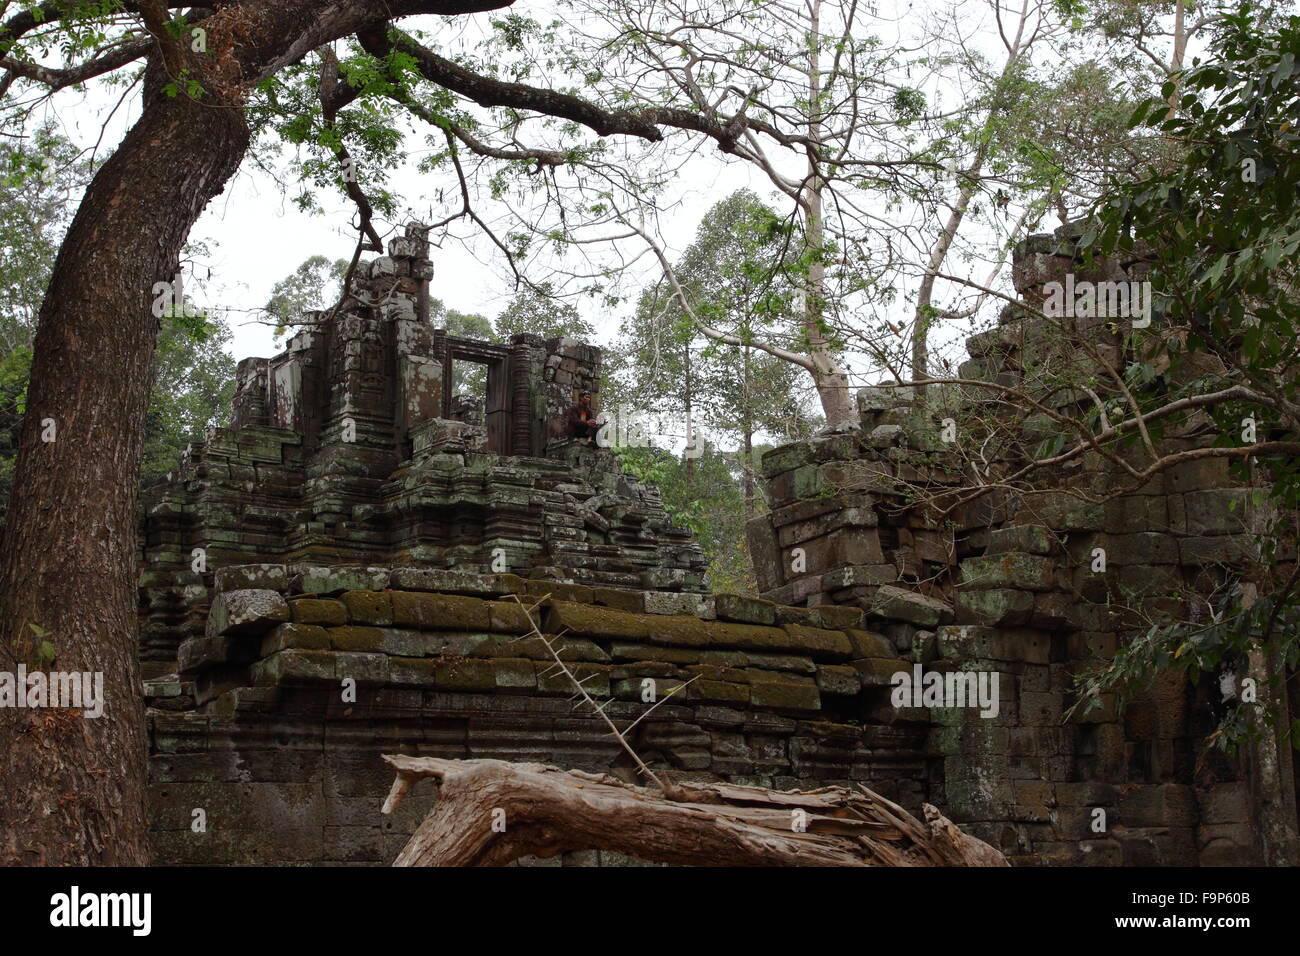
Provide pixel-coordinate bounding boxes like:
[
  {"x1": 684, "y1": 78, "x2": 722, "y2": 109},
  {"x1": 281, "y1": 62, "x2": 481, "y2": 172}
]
[
  {"x1": 140, "y1": 222, "x2": 1287, "y2": 866},
  {"x1": 745, "y1": 221, "x2": 1289, "y2": 865}
]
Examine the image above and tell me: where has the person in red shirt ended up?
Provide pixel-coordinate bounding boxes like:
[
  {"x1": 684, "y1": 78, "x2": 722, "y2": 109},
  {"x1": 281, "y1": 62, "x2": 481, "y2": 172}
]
[{"x1": 570, "y1": 389, "x2": 599, "y2": 443}]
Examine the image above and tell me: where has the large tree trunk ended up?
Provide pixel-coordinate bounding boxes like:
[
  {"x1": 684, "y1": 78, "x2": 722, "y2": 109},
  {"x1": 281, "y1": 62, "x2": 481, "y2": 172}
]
[
  {"x1": 382, "y1": 755, "x2": 1008, "y2": 867},
  {"x1": 803, "y1": 0, "x2": 854, "y2": 429},
  {"x1": 1247, "y1": 642, "x2": 1300, "y2": 865},
  {"x1": 0, "y1": 74, "x2": 250, "y2": 865},
  {"x1": 0, "y1": 0, "x2": 513, "y2": 868}
]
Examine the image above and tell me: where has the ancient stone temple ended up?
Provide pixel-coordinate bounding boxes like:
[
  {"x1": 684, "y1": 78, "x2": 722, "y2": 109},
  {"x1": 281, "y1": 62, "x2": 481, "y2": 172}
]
[
  {"x1": 140, "y1": 222, "x2": 1284, "y2": 866},
  {"x1": 139, "y1": 223, "x2": 708, "y2": 674}
]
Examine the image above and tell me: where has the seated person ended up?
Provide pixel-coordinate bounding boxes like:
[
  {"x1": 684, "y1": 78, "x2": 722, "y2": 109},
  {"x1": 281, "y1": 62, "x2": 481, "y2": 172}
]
[{"x1": 569, "y1": 390, "x2": 599, "y2": 443}]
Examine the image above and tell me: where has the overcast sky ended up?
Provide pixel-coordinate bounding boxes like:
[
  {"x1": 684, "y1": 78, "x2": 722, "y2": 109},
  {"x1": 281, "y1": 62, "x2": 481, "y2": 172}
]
[
  {"x1": 32, "y1": 0, "x2": 1189, "y2": 403},
  {"x1": 35, "y1": 1, "x2": 964, "y2": 375}
]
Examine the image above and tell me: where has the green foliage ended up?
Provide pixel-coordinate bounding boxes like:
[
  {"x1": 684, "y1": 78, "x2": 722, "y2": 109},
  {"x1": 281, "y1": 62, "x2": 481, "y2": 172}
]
[
  {"x1": 0, "y1": 127, "x2": 92, "y2": 353},
  {"x1": 263, "y1": 255, "x2": 350, "y2": 337},
  {"x1": 611, "y1": 189, "x2": 813, "y2": 446},
  {"x1": 494, "y1": 287, "x2": 596, "y2": 341},
  {"x1": 142, "y1": 312, "x2": 236, "y2": 482},
  {"x1": 1080, "y1": 4, "x2": 1300, "y2": 747},
  {"x1": 615, "y1": 442, "x2": 757, "y2": 595},
  {"x1": 0, "y1": 126, "x2": 235, "y2": 509},
  {"x1": 432, "y1": 297, "x2": 494, "y2": 394}
]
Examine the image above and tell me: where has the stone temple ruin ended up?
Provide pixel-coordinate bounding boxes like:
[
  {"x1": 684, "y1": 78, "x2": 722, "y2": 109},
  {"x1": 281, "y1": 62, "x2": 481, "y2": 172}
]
[{"x1": 139, "y1": 222, "x2": 1287, "y2": 866}]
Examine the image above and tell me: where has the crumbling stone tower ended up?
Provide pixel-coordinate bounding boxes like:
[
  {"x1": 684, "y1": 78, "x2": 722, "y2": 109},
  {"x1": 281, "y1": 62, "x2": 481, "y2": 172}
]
[
  {"x1": 747, "y1": 221, "x2": 1290, "y2": 865},
  {"x1": 138, "y1": 224, "x2": 708, "y2": 675}
]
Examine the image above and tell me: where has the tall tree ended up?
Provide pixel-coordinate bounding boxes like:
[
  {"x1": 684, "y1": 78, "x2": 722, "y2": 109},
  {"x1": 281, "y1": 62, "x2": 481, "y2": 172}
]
[
  {"x1": 494, "y1": 287, "x2": 597, "y2": 341},
  {"x1": 262, "y1": 254, "x2": 350, "y2": 338},
  {"x1": 627, "y1": 189, "x2": 812, "y2": 508}
]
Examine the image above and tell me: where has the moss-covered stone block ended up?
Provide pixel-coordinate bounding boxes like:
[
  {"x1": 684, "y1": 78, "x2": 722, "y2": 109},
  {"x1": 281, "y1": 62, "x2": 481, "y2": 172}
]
[
  {"x1": 645, "y1": 614, "x2": 714, "y2": 647},
  {"x1": 612, "y1": 676, "x2": 685, "y2": 701},
  {"x1": 391, "y1": 591, "x2": 490, "y2": 630},
  {"x1": 340, "y1": 590, "x2": 393, "y2": 626},
  {"x1": 524, "y1": 579, "x2": 593, "y2": 603},
  {"x1": 334, "y1": 651, "x2": 389, "y2": 685},
  {"x1": 206, "y1": 588, "x2": 290, "y2": 638},
  {"x1": 815, "y1": 664, "x2": 861, "y2": 696},
  {"x1": 844, "y1": 628, "x2": 894, "y2": 658},
  {"x1": 291, "y1": 598, "x2": 347, "y2": 626},
  {"x1": 746, "y1": 671, "x2": 821, "y2": 712},
  {"x1": 687, "y1": 679, "x2": 750, "y2": 706},
  {"x1": 955, "y1": 588, "x2": 1034, "y2": 627},
  {"x1": 261, "y1": 622, "x2": 330, "y2": 656},
  {"x1": 852, "y1": 657, "x2": 908, "y2": 686},
  {"x1": 252, "y1": 649, "x2": 337, "y2": 684},
  {"x1": 713, "y1": 593, "x2": 777, "y2": 625},
  {"x1": 960, "y1": 553, "x2": 1056, "y2": 592},
  {"x1": 493, "y1": 658, "x2": 537, "y2": 693},
  {"x1": 545, "y1": 600, "x2": 651, "y2": 640},
  {"x1": 486, "y1": 600, "x2": 534, "y2": 633},
  {"x1": 778, "y1": 623, "x2": 854, "y2": 659},
  {"x1": 388, "y1": 656, "x2": 441, "y2": 686},
  {"x1": 537, "y1": 662, "x2": 609, "y2": 696},
  {"x1": 592, "y1": 587, "x2": 646, "y2": 613},
  {"x1": 328, "y1": 626, "x2": 385, "y2": 653},
  {"x1": 434, "y1": 658, "x2": 499, "y2": 693},
  {"x1": 807, "y1": 605, "x2": 865, "y2": 630},
  {"x1": 608, "y1": 642, "x2": 699, "y2": 665}
]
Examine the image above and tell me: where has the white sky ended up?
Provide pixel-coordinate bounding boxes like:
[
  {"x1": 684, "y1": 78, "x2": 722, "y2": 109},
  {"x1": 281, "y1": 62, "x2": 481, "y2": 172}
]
[
  {"x1": 27, "y1": 0, "x2": 1192, "y2": 397},
  {"x1": 33, "y1": 1, "x2": 969, "y2": 374}
]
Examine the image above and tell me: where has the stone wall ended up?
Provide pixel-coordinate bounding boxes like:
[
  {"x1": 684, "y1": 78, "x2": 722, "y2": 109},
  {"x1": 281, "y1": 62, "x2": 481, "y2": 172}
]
[
  {"x1": 744, "y1": 222, "x2": 1281, "y2": 865},
  {"x1": 139, "y1": 220, "x2": 1286, "y2": 866},
  {"x1": 139, "y1": 227, "x2": 707, "y2": 676},
  {"x1": 146, "y1": 566, "x2": 929, "y2": 865}
]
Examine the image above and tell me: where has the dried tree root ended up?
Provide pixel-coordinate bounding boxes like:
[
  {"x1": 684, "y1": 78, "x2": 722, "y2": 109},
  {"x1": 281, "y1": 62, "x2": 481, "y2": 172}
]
[{"x1": 382, "y1": 754, "x2": 1008, "y2": 867}]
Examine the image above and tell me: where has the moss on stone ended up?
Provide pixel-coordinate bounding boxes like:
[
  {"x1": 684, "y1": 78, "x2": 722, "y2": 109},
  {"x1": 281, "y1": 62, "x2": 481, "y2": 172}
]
[
  {"x1": 485, "y1": 600, "x2": 533, "y2": 633},
  {"x1": 340, "y1": 590, "x2": 393, "y2": 626},
  {"x1": 524, "y1": 580, "x2": 594, "y2": 603},
  {"x1": 545, "y1": 601, "x2": 652, "y2": 640},
  {"x1": 537, "y1": 662, "x2": 609, "y2": 696},
  {"x1": 387, "y1": 656, "x2": 441, "y2": 686},
  {"x1": 845, "y1": 628, "x2": 894, "y2": 658},
  {"x1": 644, "y1": 614, "x2": 713, "y2": 647},
  {"x1": 290, "y1": 598, "x2": 347, "y2": 627},
  {"x1": 851, "y1": 657, "x2": 907, "y2": 684},
  {"x1": 390, "y1": 591, "x2": 491, "y2": 631},
  {"x1": 261, "y1": 623, "x2": 331, "y2": 656},
  {"x1": 807, "y1": 605, "x2": 865, "y2": 630},
  {"x1": 608, "y1": 642, "x2": 699, "y2": 665},
  {"x1": 713, "y1": 593, "x2": 777, "y2": 625},
  {"x1": 433, "y1": 658, "x2": 499, "y2": 692},
  {"x1": 688, "y1": 680, "x2": 750, "y2": 705},
  {"x1": 328, "y1": 626, "x2": 384, "y2": 653},
  {"x1": 492, "y1": 658, "x2": 537, "y2": 692},
  {"x1": 591, "y1": 587, "x2": 646, "y2": 613},
  {"x1": 815, "y1": 664, "x2": 862, "y2": 696},
  {"x1": 746, "y1": 674, "x2": 821, "y2": 711},
  {"x1": 778, "y1": 623, "x2": 854, "y2": 659}
]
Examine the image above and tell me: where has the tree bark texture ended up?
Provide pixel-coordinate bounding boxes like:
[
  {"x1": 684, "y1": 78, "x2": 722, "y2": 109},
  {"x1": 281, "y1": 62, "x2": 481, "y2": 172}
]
[{"x1": 0, "y1": 0, "x2": 512, "y2": 866}]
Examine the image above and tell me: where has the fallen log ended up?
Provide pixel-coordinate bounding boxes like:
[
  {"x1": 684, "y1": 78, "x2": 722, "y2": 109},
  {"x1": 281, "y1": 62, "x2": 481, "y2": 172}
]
[{"x1": 382, "y1": 754, "x2": 1007, "y2": 867}]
